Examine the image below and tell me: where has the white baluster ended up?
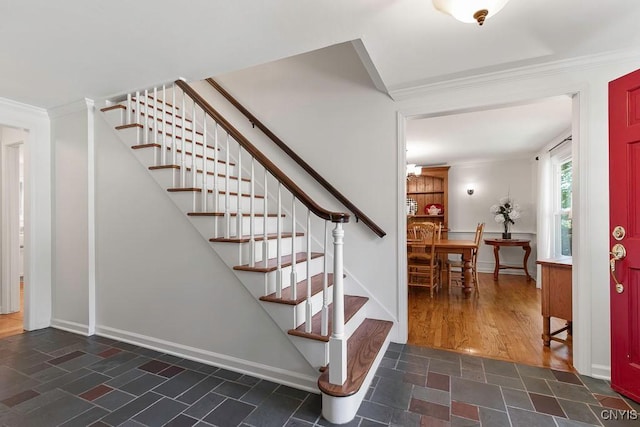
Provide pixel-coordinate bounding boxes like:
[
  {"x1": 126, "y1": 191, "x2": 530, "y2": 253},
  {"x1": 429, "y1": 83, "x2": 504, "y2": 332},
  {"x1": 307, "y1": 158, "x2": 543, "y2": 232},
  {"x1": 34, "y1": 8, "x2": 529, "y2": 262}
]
[
  {"x1": 276, "y1": 183, "x2": 282, "y2": 298},
  {"x1": 236, "y1": 145, "x2": 243, "y2": 238},
  {"x1": 180, "y1": 93, "x2": 186, "y2": 186},
  {"x1": 305, "y1": 210, "x2": 312, "y2": 333},
  {"x1": 322, "y1": 221, "x2": 329, "y2": 336},
  {"x1": 329, "y1": 223, "x2": 346, "y2": 385},
  {"x1": 262, "y1": 171, "x2": 268, "y2": 265},
  {"x1": 153, "y1": 87, "x2": 158, "y2": 147},
  {"x1": 290, "y1": 196, "x2": 297, "y2": 301},
  {"x1": 143, "y1": 89, "x2": 149, "y2": 145},
  {"x1": 135, "y1": 91, "x2": 140, "y2": 126},
  {"x1": 213, "y1": 123, "x2": 219, "y2": 234},
  {"x1": 224, "y1": 133, "x2": 231, "y2": 239},
  {"x1": 126, "y1": 93, "x2": 132, "y2": 125},
  {"x1": 161, "y1": 85, "x2": 167, "y2": 165},
  {"x1": 191, "y1": 101, "x2": 197, "y2": 190},
  {"x1": 172, "y1": 85, "x2": 177, "y2": 172},
  {"x1": 201, "y1": 115, "x2": 208, "y2": 212},
  {"x1": 250, "y1": 158, "x2": 256, "y2": 267}
]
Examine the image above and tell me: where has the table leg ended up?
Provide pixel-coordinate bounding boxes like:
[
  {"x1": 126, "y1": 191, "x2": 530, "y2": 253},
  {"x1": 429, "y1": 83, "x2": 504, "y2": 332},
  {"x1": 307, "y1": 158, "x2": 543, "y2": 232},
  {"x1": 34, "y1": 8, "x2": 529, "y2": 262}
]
[
  {"x1": 463, "y1": 248, "x2": 473, "y2": 295},
  {"x1": 492, "y1": 245, "x2": 500, "y2": 281},
  {"x1": 523, "y1": 244, "x2": 532, "y2": 281},
  {"x1": 542, "y1": 316, "x2": 551, "y2": 346}
]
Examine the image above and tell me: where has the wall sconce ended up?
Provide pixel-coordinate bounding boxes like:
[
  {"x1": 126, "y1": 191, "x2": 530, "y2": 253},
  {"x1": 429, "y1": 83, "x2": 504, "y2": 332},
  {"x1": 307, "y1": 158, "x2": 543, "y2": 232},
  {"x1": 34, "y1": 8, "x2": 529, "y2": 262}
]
[{"x1": 467, "y1": 186, "x2": 475, "y2": 195}]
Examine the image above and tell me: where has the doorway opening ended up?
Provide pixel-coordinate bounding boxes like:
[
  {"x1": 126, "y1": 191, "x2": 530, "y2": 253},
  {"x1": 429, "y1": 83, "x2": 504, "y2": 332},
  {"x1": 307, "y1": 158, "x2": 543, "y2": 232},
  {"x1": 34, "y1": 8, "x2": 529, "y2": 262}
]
[
  {"x1": 402, "y1": 95, "x2": 577, "y2": 372},
  {"x1": 1, "y1": 126, "x2": 27, "y2": 339}
]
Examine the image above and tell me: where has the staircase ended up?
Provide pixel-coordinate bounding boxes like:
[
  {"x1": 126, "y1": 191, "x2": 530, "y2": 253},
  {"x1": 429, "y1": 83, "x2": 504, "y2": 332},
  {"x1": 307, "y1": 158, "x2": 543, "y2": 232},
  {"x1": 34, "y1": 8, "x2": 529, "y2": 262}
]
[{"x1": 99, "y1": 80, "x2": 392, "y2": 424}]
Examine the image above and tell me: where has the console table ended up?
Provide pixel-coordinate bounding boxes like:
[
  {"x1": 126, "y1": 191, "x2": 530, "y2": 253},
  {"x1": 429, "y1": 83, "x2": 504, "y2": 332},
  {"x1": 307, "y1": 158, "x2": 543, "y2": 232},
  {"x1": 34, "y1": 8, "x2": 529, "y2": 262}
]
[
  {"x1": 537, "y1": 257, "x2": 572, "y2": 346},
  {"x1": 483, "y1": 238, "x2": 533, "y2": 281}
]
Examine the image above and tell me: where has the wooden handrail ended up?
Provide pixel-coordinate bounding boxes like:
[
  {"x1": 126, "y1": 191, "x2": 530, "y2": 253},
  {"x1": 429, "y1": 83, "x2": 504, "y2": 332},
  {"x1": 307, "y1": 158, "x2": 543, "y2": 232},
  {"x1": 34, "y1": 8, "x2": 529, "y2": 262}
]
[
  {"x1": 206, "y1": 78, "x2": 386, "y2": 238},
  {"x1": 176, "y1": 80, "x2": 349, "y2": 224}
]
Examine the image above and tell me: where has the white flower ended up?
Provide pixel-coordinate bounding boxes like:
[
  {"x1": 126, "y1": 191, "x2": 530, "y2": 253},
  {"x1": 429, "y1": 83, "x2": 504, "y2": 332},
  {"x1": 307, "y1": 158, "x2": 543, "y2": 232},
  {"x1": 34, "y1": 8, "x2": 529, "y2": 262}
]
[
  {"x1": 495, "y1": 214, "x2": 505, "y2": 223},
  {"x1": 510, "y1": 210, "x2": 521, "y2": 220},
  {"x1": 490, "y1": 204, "x2": 500, "y2": 214},
  {"x1": 499, "y1": 196, "x2": 510, "y2": 205}
]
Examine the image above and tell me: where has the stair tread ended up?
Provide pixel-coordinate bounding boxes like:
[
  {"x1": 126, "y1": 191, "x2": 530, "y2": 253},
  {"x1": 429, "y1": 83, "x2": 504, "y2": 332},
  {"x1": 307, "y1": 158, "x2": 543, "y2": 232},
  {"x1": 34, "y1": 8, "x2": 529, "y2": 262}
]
[
  {"x1": 150, "y1": 165, "x2": 250, "y2": 182},
  {"x1": 166, "y1": 188, "x2": 264, "y2": 198},
  {"x1": 234, "y1": 252, "x2": 323, "y2": 273},
  {"x1": 288, "y1": 295, "x2": 368, "y2": 342},
  {"x1": 211, "y1": 232, "x2": 303, "y2": 243},
  {"x1": 101, "y1": 105, "x2": 125, "y2": 112},
  {"x1": 318, "y1": 319, "x2": 393, "y2": 397},
  {"x1": 187, "y1": 212, "x2": 284, "y2": 217},
  {"x1": 260, "y1": 273, "x2": 334, "y2": 305}
]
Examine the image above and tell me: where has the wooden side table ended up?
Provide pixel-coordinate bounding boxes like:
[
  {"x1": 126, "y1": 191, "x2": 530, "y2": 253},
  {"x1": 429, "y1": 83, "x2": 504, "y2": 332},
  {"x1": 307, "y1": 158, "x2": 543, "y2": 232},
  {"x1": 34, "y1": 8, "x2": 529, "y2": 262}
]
[
  {"x1": 483, "y1": 238, "x2": 533, "y2": 281},
  {"x1": 537, "y1": 257, "x2": 572, "y2": 346}
]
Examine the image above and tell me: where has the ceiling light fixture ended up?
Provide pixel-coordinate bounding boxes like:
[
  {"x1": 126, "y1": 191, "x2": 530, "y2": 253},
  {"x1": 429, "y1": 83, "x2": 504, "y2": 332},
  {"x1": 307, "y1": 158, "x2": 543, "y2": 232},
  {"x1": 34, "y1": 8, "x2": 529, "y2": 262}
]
[{"x1": 432, "y1": 0, "x2": 510, "y2": 26}]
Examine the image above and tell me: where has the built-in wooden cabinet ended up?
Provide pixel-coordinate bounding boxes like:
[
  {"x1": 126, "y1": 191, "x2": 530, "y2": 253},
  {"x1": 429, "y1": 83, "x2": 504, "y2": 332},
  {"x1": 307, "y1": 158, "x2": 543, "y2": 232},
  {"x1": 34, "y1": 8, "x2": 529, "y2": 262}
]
[{"x1": 407, "y1": 166, "x2": 449, "y2": 233}]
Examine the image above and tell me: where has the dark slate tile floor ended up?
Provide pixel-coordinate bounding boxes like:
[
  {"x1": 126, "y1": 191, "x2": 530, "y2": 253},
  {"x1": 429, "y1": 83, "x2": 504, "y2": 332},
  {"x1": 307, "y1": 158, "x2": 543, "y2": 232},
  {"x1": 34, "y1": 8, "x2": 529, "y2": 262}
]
[{"x1": 0, "y1": 329, "x2": 638, "y2": 426}]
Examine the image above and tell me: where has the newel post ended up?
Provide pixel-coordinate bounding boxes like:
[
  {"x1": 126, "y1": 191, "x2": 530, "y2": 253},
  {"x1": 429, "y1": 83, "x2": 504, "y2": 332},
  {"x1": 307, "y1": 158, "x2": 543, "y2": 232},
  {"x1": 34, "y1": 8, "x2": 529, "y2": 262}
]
[{"x1": 329, "y1": 222, "x2": 347, "y2": 385}]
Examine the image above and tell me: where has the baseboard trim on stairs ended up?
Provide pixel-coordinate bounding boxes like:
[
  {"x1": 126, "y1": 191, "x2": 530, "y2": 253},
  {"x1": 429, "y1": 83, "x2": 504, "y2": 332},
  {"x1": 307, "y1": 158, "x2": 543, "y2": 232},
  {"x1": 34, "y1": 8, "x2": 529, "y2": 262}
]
[
  {"x1": 51, "y1": 319, "x2": 92, "y2": 336},
  {"x1": 94, "y1": 325, "x2": 320, "y2": 393}
]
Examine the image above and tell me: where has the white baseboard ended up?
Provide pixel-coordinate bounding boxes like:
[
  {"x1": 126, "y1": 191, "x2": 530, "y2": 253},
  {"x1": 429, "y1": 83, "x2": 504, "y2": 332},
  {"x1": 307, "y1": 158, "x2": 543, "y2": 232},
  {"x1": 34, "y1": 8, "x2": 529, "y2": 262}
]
[
  {"x1": 51, "y1": 318, "x2": 91, "y2": 336},
  {"x1": 591, "y1": 364, "x2": 611, "y2": 381},
  {"x1": 95, "y1": 325, "x2": 319, "y2": 393}
]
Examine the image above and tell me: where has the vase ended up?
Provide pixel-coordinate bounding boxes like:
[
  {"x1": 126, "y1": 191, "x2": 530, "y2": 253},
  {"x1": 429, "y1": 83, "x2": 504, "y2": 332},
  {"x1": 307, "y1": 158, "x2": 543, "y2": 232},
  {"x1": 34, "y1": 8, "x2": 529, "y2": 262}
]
[{"x1": 502, "y1": 232, "x2": 511, "y2": 239}]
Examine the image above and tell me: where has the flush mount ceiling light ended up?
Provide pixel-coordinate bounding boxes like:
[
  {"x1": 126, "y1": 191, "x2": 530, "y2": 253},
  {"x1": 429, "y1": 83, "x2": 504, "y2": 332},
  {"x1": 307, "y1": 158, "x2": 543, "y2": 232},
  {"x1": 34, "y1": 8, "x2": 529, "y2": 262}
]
[{"x1": 432, "y1": 0, "x2": 510, "y2": 26}]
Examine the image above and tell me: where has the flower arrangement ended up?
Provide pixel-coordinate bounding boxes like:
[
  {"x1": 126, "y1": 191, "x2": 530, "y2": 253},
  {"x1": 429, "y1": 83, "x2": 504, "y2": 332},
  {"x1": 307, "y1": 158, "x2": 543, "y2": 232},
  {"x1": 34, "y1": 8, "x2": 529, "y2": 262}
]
[{"x1": 490, "y1": 196, "x2": 521, "y2": 238}]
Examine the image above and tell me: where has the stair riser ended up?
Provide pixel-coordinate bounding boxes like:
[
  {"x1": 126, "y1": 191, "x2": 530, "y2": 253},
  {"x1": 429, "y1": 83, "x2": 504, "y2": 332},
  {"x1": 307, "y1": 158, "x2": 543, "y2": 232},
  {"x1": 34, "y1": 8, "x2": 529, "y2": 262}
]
[
  {"x1": 168, "y1": 192, "x2": 268, "y2": 215},
  {"x1": 260, "y1": 286, "x2": 333, "y2": 332},
  {"x1": 186, "y1": 215, "x2": 284, "y2": 238},
  {"x1": 151, "y1": 168, "x2": 251, "y2": 194},
  {"x1": 288, "y1": 303, "x2": 367, "y2": 370},
  {"x1": 211, "y1": 235, "x2": 307, "y2": 265}
]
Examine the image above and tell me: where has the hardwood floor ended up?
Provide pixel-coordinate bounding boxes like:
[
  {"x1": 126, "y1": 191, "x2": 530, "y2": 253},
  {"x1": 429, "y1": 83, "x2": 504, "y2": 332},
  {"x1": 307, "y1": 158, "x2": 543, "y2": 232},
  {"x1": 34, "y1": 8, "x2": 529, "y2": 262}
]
[
  {"x1": 0, "y1": 283, "x2": 24, "y2": 339},
  {"x1": 408, "y1": 272, "x2": 573, "y2": 372}
]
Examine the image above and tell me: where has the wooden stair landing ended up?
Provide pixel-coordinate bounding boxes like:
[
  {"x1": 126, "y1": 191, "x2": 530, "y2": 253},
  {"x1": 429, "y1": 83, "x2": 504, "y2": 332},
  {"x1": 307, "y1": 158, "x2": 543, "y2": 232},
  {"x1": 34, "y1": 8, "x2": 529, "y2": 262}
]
[
  {"x1": 260, "y1": 273, "x2": 334, "y2": 305},
  {"x1": 318, "y1": 319, "x2": 393, "y2": 397},
  {"x1": 288, "y1": 295, "x2": 368, "y2": 342}
]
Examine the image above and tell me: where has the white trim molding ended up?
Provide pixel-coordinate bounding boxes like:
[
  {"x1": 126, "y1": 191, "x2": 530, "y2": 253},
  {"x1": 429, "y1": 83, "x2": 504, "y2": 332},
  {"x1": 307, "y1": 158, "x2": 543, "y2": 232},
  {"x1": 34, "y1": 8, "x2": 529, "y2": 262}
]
[
  {"x1": 51, "y1": 318, "x2": 91, "y2": 336},
  {"x1": 0, "y1": 96, "x2": 52, "y2": 332},
  {"x1": 95, "y1": 325, "x2": 320, "y2": 393}
]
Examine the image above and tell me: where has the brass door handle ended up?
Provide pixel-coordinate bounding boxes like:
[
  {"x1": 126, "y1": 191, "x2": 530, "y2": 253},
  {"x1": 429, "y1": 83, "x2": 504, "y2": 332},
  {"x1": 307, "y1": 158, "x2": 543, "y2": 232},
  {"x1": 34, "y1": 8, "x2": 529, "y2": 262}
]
[{"x1": 610, "y1": 243, "x2": 626, "y2": 294}]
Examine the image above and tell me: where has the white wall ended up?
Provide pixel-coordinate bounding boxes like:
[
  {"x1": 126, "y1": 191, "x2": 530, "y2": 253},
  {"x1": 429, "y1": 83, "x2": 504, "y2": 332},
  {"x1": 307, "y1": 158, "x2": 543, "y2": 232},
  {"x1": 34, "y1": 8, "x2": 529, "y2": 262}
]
[
  {"x1": 447, "y1": 158, "x2": 537, "y2": 279},
  {"x1": 50, "y1": 102, "x2": 90, "y2": 332},
  {"x1": 212, "y1": 42, "x2": 401, "y2": 336}
]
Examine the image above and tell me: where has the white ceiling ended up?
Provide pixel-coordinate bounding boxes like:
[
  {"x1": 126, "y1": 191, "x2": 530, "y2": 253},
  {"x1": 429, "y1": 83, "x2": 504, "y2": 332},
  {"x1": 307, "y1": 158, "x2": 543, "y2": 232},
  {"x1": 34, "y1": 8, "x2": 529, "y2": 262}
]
[
  {"x1": 2, "y1": 0, "x2": 639, "y2": 109},
  {"x1": 0, "y1": 1, "x2": 635, "y2": 165},
  {"x1": 406, "y1": 96, "x2": 573, "y2": 166}
]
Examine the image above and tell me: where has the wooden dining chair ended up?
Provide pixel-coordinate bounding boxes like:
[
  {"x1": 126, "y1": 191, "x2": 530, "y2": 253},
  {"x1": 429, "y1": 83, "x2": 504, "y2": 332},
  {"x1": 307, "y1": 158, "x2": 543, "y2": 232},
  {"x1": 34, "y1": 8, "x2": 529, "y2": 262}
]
[
  {"x1": 447, "y1": 222, "x2": 484, "y2": 292},
  {"x1": 407, "y1": 222, "x2": 441, "y2": 297}
]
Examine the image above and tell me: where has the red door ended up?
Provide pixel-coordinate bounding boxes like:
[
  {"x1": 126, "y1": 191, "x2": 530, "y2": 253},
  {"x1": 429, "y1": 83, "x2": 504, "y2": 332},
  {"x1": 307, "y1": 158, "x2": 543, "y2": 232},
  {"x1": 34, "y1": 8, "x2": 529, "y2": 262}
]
[{"x1": 609, "y1": 68, "x2": 640, "y2": 402}]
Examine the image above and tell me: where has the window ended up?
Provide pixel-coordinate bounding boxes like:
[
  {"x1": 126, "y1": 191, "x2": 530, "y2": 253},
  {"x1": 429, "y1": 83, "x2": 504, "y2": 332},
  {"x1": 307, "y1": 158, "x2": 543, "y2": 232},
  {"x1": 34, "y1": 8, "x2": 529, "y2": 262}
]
[{"x1": 551, "y1": 144, "x2": 572, "y2": 257}]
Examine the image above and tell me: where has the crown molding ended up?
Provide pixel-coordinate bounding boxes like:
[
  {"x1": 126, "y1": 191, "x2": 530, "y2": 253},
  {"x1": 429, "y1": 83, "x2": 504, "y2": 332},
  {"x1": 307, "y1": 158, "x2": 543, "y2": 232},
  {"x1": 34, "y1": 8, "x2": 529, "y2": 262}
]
[
  {"x1": 0, "y1": 96, "x2": 48, "y2": 119},
  {"x1": 48, "y1": 98, "x2": 94, "y2": 119},
  {"x1": 389, "y1": 47, "x2": 640, "y2": 101}
]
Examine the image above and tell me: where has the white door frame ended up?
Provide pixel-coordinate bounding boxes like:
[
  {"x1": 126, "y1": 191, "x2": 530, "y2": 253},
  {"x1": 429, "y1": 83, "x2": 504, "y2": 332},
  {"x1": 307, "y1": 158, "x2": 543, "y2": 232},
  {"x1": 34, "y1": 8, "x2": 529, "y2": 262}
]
[
  {"x1": 1, "y1": 141, "x2": 22, "y2": 314},
  {"x1": 395, "y1": 85, "x2": 591, "y2": 376},
  {"x1": 0, "y1": 97, "x2": 52, "y2": 331}
]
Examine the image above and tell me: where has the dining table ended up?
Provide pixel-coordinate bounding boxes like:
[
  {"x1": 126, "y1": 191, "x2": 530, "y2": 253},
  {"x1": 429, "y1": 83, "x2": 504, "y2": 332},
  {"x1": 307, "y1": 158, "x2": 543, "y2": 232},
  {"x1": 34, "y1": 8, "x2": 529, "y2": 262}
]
[{"x1": 408, "y1": 238, "x2": 478, "y2": 296}]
